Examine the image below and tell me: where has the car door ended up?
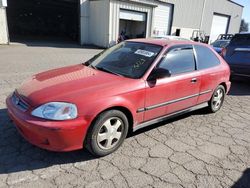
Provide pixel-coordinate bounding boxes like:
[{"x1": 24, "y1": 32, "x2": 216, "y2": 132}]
[
  {"x1": 144, "y1": 45, "x2": 201, "y2": 121},
  {"x1": 225, "y1": 34, "x2": 250, "y2": 77},
  {"x1": 193, "y1": 44, "x2": 222, "y2": 104}
]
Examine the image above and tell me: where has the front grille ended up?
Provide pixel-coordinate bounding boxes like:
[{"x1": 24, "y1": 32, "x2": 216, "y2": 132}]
[{"x1": 12, "y1": 93, "x2": 29, "y2": 112}]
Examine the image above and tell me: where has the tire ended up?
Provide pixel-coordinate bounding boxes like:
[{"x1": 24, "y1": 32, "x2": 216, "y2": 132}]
[
  {"x1": 86, "y1": 110, "x2": 129, "y2": 157},
  {"x1": 208, "y1": 85, "x2": 225, "y2": 113}
]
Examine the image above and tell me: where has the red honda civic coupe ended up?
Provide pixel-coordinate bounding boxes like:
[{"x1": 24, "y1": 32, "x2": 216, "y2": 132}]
[{"x1": 6, "y1": 39, "x2": 231, "y2": 156}]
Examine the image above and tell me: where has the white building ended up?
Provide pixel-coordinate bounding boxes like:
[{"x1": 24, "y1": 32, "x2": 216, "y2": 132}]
[
  {"x1": 0, "y1": 0, "x2": 8, "y2": 44},
  {"x1": 0, "y1": 0, "x2": 243, "y2": 47}
]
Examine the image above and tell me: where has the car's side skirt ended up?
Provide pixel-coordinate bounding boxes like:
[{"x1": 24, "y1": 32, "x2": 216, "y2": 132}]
[
  {"x1": 133, "y1": 102, "x2": 208, "y2": 132},
  {"x1": 136, "y1": 90, "x2": 212, "y2": 113}
]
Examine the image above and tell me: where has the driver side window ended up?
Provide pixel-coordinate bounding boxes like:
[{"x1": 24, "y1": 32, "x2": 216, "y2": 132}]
[{"x1": 158, "y1": 46, "x2": 196, "y2": 75}]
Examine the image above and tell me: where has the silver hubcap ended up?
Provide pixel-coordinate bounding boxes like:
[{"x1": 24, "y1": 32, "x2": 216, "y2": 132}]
[
  {"x1": 212, "y1": 89, "x2": 224, "y2": 109},
  {"x1": 97, "y1": 117, "x2": 123, "y2": 150}
]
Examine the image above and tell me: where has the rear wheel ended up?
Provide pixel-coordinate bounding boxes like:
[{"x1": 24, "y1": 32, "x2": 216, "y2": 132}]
[
  {"x1": 208, "y1": 85, "x2": 225, "y2": 113},
  {"x1": 86, "y1": 110, "x2": 129, "y2": 157}
]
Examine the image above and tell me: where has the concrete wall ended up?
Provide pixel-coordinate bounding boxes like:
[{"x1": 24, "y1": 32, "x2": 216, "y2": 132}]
[
  {"x1": 0, "y1": 7, "x2": 8, "y2": 44},
  {"x1": 89, "y1": 0, "x2": 110, "y2": 47},
  {"x1": 80, "y1": 0, "x2": 109, "y2": 47},
  {"x1": 0, "y1": 0, "x2": 7, "y2": 7},
  {"x1": 159, "y1": 0, "x2": 204, "y2": 29},
  {"x1": 80, "y1": 0, "x2": 90, "y2": 45}
]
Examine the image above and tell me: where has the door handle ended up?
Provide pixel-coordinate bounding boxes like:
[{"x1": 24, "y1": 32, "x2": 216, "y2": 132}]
[{"x1": 191, "y1": 78, "x2": 197, "y2": 83}]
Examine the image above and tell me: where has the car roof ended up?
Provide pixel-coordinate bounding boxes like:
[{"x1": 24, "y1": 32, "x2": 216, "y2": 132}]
[
  {"x1": 150, "y1": 35, "x2": 191, "y2": 41},
  {"x1": 236, "y1": 32, "x2": 250, "y2": 35},
  {"x1": 127, "y1": 38, "x2": 199, "y2": 47}
]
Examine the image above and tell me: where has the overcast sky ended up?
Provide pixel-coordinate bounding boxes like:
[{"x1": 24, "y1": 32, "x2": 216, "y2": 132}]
[{"x1": 234, "y1": 0, "x2": 250, "y2": 30}]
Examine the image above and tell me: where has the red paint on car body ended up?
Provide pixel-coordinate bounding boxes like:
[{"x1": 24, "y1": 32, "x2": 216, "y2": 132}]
[{"x1": 6, "y1": 39, "x2": 231, "y2": 152}]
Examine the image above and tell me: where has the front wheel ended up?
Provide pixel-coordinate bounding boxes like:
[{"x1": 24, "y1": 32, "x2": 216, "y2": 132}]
[
  {"x1": 86, "y1": 110, "x2": 129, "y2": 157},
  {"x1": 208, "y1": 85, "x2": 225, "y2": 113}
]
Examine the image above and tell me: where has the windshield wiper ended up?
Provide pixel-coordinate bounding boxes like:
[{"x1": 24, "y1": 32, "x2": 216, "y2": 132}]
[
  {"x1": 83, "y1": 60, "x2": 90, "y2": 66},
  {"x1": 88, "y1": 64, "x2": 97, "y2": 70},
  {"x1": 95, "y1": 66, "x2": 122, "y2": 76}
]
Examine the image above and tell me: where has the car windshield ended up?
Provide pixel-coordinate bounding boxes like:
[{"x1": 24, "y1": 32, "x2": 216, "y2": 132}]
[
  {"x1": 211, "y1": 40, "x2": 230, "y2": 48},
  {"x1": 230, "y1": 34, "x2": 250, "y2": 46},
  {"x1": 86, "y1": 42, "x2": 162, "y2": 79}
]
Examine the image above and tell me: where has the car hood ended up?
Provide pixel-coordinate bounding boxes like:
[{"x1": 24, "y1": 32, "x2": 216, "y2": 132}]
[{"x1": 17, "y1": 64, "x2": 135, "y2": 106}]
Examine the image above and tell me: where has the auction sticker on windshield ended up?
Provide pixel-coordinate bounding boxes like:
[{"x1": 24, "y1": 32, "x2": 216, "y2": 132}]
[{"x1": 135, "y1": 49, "x2": 155, "y2": 57}]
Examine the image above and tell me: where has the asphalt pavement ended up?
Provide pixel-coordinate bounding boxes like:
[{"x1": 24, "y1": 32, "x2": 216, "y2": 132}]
[{"x1": 0, "y1": 42, "x2": 250, "y2": 188}]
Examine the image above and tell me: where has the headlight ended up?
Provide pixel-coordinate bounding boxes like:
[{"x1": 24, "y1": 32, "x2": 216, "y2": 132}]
[{"x1": 31, "y1": 102, "x2": 78, "y2": 120}]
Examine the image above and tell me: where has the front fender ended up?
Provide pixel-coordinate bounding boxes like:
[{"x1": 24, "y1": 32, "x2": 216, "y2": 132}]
[{"x1": 77, "y1": 91, "x2": 145, "y2": 128}]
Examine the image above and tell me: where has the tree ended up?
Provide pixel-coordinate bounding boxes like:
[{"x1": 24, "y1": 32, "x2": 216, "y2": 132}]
[{"x1": 240, "y1": 19, "x2": 249, "y2": 32}]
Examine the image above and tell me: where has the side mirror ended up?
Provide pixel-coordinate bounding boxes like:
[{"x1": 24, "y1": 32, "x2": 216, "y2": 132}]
[{"x1": 147, "y1": 68, "x2": 171, "y2": 81}]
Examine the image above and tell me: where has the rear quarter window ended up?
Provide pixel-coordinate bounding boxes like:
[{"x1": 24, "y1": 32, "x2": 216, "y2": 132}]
[{"x1": 194, "y1": 45, "x2": 220, "y2": 70}]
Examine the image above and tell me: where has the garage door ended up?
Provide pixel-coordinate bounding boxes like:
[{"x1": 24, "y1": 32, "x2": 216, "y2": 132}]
[
  {"x1": 6, "y1": 0, "x2": 79, "y2": 43},
  {"x1": 120, "y1": 9, "x2": 146, "y2": 22},
  {"x1": 209, "y1": 14, "x2": 229, "y2": 43},
  {"x1": 152, "y1": 3, "x2": 173, "y2": 37},
  {"x1": 119, "y1": 9, "x2": 147, "y2": 39}
]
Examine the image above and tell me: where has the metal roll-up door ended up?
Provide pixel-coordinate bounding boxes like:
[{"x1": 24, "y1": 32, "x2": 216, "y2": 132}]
[
  {"x1": 209, "y1": 14, "x2": 229, "y2": 43},
  {"x1": 153, "y1": 3, "x2": 173, "y2": 36},
  {"x1": 119, "y1": 9, "x2": 146, "y2": 22}
]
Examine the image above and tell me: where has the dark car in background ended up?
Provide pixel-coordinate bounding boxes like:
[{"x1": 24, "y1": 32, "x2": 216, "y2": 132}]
[
  {"x1": 222, "y1": 33, "x2": 250, "y2": 78},
  {"x1": 211, "y1": 39, "x2": 230, "y2": 53}
]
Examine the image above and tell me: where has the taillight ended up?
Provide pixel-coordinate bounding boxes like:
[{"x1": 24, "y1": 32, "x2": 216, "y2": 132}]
[{"x1": 221, "y1": 48, "x2": 227, "y2": 58}]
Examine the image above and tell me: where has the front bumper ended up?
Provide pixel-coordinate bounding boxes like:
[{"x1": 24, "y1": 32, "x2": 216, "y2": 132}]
[{"x1": 6, "y1": 95, "x2": 88, "y2": 152}]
